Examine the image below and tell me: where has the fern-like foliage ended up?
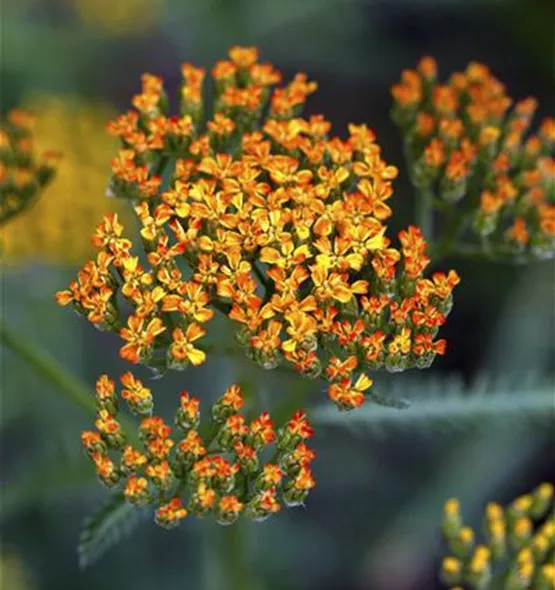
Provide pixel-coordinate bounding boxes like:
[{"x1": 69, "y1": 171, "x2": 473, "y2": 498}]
[
  {"x1": 78, "y1": 494, "x2": 150, "y2": 569},
  {"x1": 313, "y1": 373, "x2": 555, "y2": 437}
]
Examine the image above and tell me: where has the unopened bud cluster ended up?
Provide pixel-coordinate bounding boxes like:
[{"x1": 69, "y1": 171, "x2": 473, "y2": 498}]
[
  {"x1": 81, "y1": 374, "x2": 316, "y2": 528},
  {"x1": 441, "y1": 483, "x2": 555, "y2": 590},
  {"x1": 0, "y1": 109, "x2": 60, "y2": 226},
  {"x1": 56, "y1": 46, "x2": 459, "y2": 411},
  {"x1": 392, "y1": 57, "x2": 554, "y2": 259}
]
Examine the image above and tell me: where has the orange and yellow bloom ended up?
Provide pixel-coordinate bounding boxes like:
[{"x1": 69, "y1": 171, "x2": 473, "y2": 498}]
[
  {"x1": 393, "y1": 57, "x2": 555, "y2": 260},
  {"x1": 440, "y1": 484, "x2": 554, "y2": 590},
  {"x1": 57, "y1": 46, "x2": 459, "y2": 411},
  {"x1": 81, "y1": 374, "x2": 316, "y2": 528}
]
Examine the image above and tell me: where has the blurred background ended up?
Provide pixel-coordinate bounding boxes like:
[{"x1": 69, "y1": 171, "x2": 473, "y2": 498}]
[{"x1": 1, "y1": 0, "x2": 554, "y2": 588}]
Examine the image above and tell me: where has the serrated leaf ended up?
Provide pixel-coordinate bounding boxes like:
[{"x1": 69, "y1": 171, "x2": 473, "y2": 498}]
[
  {"x1": 78, "y1": 494, "x2": 150, "y2": 569},
  {"x1": 313, "y1": 374, "x2": 555, "y2": 437}
]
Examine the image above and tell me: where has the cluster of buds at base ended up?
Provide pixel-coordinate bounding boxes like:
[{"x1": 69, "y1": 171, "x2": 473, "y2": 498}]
[
  {"x1": 440, "y1": 483, "x2": 555, "y2": 590},
  {"x1": 0, "y1": 109, "x2": 61, "y2": 226},
  {"x1": 81, "y1": 375, "x2": 316, "y2": 529},
  {"x1": 56, "y1": 46, "x2": 460, "y2": 413},
  {"x1": 392, "y1": 58, "x2": 555, "y2": 261}
]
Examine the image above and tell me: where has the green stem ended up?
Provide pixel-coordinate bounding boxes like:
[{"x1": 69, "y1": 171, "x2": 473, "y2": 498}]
[
  {"x1": 252, "y1": 261, "x2": 272, "y2": 294},
  {"x1": 416, "y1": 187, "x2": 434, "y2": 243},
  {"x1": 219, "y1": 520, "x2": 258, "y2": 590},
  {"x1": 430, "y1": 210, "x2": 468, "y2": 262},
  {"x1": 0, "y1": 318, "x2": 96, "y2": 414},
  {"x1": 210, "y1": 297, "x2": 232, "y2": 316},
  {"x1": 0, "y1": 318, "x2": 137, "y2": 439},
  {"x1": 153, "y1": 154, "x2": 170, "y2": 178}
]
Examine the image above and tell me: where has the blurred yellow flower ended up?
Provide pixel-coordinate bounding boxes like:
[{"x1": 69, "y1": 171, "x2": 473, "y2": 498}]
[
  {"x1": 69, "y1": 0, "x2": 164, "y2": 37},
  {"x1": 0, "y1": 553, "x2": 34, "y2": 590},
  {"x1": 0, "y1": 96, "x2": 132, "y2": 266}
]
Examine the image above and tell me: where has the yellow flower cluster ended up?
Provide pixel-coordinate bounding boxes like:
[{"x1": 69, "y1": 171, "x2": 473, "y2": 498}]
[
  {"x1": 56, "y1": 47, "x2": 460, "y2": 411},
  {"x1": 0, "y1": 108, "x2": 60, "y2": 227},
  {"x1": 441, "y1": 483, "x2": 555, "y2": 590},
  {"x1": 0, "y1": 553, "x2": 34, "y2": 590},
  {"x1": 82, "y1": 374, "x2": 316, "y2": 527},
  {"x1": 392, "y1": 58, "x2": 555, "y2": 259},
  {"x1": 69, "y1": 0, "x2": 164, "y2": 37},
  {"x1": 1, "y1": 97, "x2": 130, "y2": 266}
]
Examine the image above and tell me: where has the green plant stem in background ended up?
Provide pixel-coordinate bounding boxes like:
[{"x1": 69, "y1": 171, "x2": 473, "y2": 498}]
[
  {"x1": 0, "y1": 317, "x2": 136, "y2": 439},
  {"x1": 219, "y1": 520, "x2": 260, "y2": 590},
  {"x1": 0, "y1": 317, "x2": 96, "y2": 414},
  {"x1": 416, "y1": 187, "x2": 434, "y2": 243}
]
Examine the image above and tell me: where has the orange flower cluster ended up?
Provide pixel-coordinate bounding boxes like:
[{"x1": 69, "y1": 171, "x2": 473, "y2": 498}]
[
  {"x1": 0, "y1": 109, "x2": 60, "y2": 225},
  {"x1": 81, "y1": 374, "x2": 316, "y2": 527},
  {"x1": 441, "y1": 484, "x2": 554, "y2": 590},
  {"x1": 56, "y1": 46, "x2": 459, "y2": 411},
  {"x1": 392, "y1": 58, "x2": 555, "y2": 259}
]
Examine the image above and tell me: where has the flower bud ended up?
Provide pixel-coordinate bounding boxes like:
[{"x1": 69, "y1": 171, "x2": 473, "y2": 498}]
[
  {"x1": 466, "y1": 545, "x2": 492, "y2": 589},
  {"x1": 124, "y1": 476, "x2": 151, "y2": 505},
  {"x1": 92, "y1": 452, "x2": 120, "y2": 488},
  {"x1": 175, "y1": 391, "x2": 201, "y2": 431},
  {"x1": 531, "y1": 483, "x2": 553, "y2": 519},
  {"x1": 246, "y1": 488, "x2": 281, "y2": 522},
  {"x1": 216, "y1": 495, "x2": 244, "y2": 525},
  {"x1": 443, "y1": 498, "x2": 462, "y2": 539},
  {"x1": 212, "y1": 384, "x2": 244, "y2": 422},
  {"x1": 146, "y1": 460, "x2": 174, "y2": 490},
  {"x1": 440, "y1": 557, "x2": 462, "y2": 586},
  {"x1": 81, "y1": 431, "x2": 107, "y2": 456},
  {"x1": 155, "y1": 498, "x2": 188, "y2": 529},
  {"x1": 188, "y1": 481, "x2": 217, "y2": 516}
]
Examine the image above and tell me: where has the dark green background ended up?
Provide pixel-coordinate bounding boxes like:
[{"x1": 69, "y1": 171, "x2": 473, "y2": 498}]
[{"x1": 1, "y1": 0, "x2": 554, "y2": 588}]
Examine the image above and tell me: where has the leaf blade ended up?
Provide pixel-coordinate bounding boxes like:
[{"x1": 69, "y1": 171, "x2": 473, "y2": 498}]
[{"x1": 78, "y1": 493, "x2": 150, "y2": 569}]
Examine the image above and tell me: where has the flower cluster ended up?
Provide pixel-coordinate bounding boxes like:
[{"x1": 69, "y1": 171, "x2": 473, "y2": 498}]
[
  {"x1": 81, "y1": 374, "x2": 316, "y2": 527},
  {"x1": 392, "y1": 57, "x2": 555, "y2": 260},
  {"x1": 0, "y1": 108, "x2": 60, "y2": 227},
  {"x1": 2, "y1": 96, "x2": 131, "y2": 266},
  {"x1": 56, "y1": 46, "x2": 459, "y2": 411},
  {"x1": 441, "y1": 483, "x2": 555, "y2": 590}
]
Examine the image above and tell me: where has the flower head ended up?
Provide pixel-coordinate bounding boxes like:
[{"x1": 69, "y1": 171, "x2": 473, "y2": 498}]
[
  {"x1": 440, "y1": 483, "x2": 555, "y2": 588},
  {"x1": 393, "y1": 58, "x2": 555, "y2": 260},
  {"x1": 0, "y1": 107, "x2": 60, "y2": 228},
  {"x1": 81, "y1": 375, "x2": 316, "y2": 529},
  {"x1": 57, "y1": 47, "x2": 459, "y2": 410}
]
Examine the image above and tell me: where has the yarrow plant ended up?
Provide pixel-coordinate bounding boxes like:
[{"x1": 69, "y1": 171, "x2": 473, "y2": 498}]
[
  {"x1": 1, "y1": 97, "x2": 130, "y2": 265},
  {"x1": 56, "y1": 46, "x2": 460, "y2": 416},
  {"x1": 441, "y1": 483, "x2": 555, "y2": 590},
  {"x1": 82, "y1": 374, "x2": 315, "y2": 527},
  {"x1": 12, "y1": 46, "x2": 544, "y2": 540},
  {"x1": 0, "y1": 109, "x2": 60, "y2": 227},
  {"x1": 392, "y1": 57, "x2": 555, "y2": 261}
]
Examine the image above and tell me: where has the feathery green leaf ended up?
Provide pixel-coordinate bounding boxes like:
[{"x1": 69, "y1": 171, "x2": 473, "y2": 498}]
[
  {"x1": 313, "y1": 374, "x2": 555, "y2": 437},
  {"x1": 78, "y1": 494, "x2": 150, "y2": 569}
]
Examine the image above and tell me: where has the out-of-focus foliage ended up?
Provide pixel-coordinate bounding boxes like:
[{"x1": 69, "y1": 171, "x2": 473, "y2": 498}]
[
  {"x1": 314, "y1": 373, "x2": 554, "y2": 436},
  {"x1": 1, "y1": 0, "x2": 554, "y2": 589}
]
